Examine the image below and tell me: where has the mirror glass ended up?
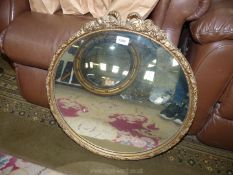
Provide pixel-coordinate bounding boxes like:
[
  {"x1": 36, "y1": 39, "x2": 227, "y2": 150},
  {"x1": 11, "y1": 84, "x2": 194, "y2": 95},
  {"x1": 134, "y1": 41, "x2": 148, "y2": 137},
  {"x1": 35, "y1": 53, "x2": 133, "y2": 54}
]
[{"x1": 47, "y1": 15, "x2": 197, "y2": 160}]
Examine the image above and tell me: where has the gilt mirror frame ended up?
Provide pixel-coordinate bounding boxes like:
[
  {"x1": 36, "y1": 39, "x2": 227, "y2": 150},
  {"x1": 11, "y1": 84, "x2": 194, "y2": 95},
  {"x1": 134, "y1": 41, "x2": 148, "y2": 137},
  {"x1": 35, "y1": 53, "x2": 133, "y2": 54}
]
[{"x1": 46, "y1": 12, "x2": 197, "y2": 160}]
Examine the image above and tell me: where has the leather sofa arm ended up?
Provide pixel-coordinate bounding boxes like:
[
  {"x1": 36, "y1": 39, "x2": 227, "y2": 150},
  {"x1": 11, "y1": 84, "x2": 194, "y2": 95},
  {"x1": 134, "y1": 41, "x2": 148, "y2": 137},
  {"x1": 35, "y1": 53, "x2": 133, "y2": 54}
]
[
  {"x1": 0, "y1": 0, "x2": 30, "y2": 32},
  {"x1": 197, "y1": 102, "x2": 233, "y2": 150},
  {"x1": 161, "y1": 0, "x2": 210, "y2": 46},
  {"x1": 149, "y1": 0, "x2": 171, "y2": 28},
  {"x1": 219, "y1": 78, "x2": 233, "y2": 121},
  {"x1": 190, "y1": 0, "x2": 233, "y2": 44}
]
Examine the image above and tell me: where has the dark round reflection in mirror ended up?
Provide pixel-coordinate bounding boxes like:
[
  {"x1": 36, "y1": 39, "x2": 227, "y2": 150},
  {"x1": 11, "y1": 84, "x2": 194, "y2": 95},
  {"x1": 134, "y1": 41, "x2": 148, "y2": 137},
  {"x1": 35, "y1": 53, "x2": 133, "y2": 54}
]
[{"x1": 73, "y1": 33, "x2": 140, "y2": 95}]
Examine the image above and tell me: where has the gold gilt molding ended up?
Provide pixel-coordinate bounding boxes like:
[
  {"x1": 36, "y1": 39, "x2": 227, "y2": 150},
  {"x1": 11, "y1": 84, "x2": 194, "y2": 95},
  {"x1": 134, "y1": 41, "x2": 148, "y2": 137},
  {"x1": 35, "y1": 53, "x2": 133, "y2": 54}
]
[{"x1": 46, "y1": 11, "x2": 197, "y2": 160}]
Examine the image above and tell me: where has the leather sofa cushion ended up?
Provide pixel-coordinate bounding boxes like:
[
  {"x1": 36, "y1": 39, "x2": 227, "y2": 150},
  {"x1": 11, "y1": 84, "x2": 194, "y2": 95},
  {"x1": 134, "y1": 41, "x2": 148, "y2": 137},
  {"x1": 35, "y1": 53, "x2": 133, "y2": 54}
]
[
  {"x1": 197, "y1": 111, "x2": 233, "y2": 151},
  {"x1": 0, "y1": 0, "x2": 30, "y2": 32},
  {"x1": 190, "y1": 0, "x2": 233, "y2": 44},
  {"x1": 15, "y1": 63, "x2": 49, "y2": 107},
  {"x1": 4, "y1": 12, "x2": 92, "y2": 70}
]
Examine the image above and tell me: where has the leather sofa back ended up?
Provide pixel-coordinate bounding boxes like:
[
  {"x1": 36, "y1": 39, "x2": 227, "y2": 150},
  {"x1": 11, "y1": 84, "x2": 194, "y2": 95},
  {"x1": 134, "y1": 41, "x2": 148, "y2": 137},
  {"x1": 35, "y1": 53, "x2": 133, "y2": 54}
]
[
  {"x1": 187, "y1": 0, "x2": 233, "y2": 151},
  {"x1": 0, "y1": 0, "x2": 30, "y2": 33},
  {"x1": 162, "y1": 0, "x2": 210, "y2": 45},
  {"x1": 190, "y1": 0, "x2": 233, "y2": 44}
]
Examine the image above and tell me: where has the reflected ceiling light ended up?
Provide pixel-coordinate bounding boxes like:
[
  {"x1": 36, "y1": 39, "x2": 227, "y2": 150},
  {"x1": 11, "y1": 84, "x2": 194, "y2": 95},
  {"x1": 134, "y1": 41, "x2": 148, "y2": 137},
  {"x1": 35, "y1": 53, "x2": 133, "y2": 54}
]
[
  {"x1": 144, "y1": 71, "x2": 155, "y2": 81},
  {"x1": 112, "y1": 65, "x2": 119, "y2": 73},
  {"x1": 110, "y1": 45, "x2": 115, "y2": 50},
  {"x1": 122, "y1": 71, "x2": 128, "y2": 76},
  {"x1": 152, "y1": 59, "x2": 157, "y2": 64},
  {"x1": 89, "y1": 62, "x2": 94, "y2": 68},
  {"x1": 172, "y1": 59, "x2": 179, "y2": 67},
  {"x1": 85, "y1": 63, "x2": 88, "y2": 68},
  {"x1": 148, "y1": 64, "x2": 155, "y2": 68},
  {"x1": 100, "y1": 63, "x2": 107, "y2": 71}
]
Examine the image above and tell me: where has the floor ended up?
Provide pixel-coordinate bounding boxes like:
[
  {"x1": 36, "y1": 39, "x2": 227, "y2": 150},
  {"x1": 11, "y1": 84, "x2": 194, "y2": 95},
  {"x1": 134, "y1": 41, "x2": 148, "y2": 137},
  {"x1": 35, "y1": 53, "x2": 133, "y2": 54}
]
[{"x1": 0, "y1": 152, "x2": 65, "y2": 175}]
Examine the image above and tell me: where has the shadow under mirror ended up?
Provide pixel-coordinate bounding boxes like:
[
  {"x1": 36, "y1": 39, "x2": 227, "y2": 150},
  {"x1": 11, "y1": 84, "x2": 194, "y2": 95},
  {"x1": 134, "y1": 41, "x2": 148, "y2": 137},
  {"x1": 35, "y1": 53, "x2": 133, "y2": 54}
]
[{"x1": 53, "y1": 30, "x2": 189, "y2": 153}]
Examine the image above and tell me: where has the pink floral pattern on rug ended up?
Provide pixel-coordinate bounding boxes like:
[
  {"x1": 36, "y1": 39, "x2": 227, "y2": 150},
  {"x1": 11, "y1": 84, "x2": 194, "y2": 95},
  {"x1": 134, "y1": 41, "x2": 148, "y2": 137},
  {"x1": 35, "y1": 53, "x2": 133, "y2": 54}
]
[
  {"x1": 109, "y1": 114, "x2": 161, "y2": 150},
  {"x1": 56, "y1": 98, "x2": 88, "y2": 117},
  {"x1": 0, "y1": 152, "x2": 64, "y2": 175},
  {"x1": 56, "y1": 97, "x2": 160, "y2": 150}
]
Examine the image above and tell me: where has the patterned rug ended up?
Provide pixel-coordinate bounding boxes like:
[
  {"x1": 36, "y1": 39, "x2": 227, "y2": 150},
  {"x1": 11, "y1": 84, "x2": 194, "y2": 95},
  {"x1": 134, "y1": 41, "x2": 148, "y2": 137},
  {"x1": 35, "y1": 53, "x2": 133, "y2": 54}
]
[
  {"x1": 55, "y1": 84, "x2": 179, "y2": 152},
  {"x1": 0, "y1": 152, "x2": 65, "y2": 175},
  {"x1": 0, "y1": 57, "x2": 233, "y2": 175},
  {"x1": 0, "y1": 56, "x2": 56, "y2": 126}
]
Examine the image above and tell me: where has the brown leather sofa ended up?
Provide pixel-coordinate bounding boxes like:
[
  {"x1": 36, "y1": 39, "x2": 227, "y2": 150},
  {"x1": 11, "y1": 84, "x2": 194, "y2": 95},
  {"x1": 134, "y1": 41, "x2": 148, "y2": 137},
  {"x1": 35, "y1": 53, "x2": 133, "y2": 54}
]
[
  {"x1": 0, "y1": 0, "x2": 210, "y2": 106},
  {"x1": 187, "y1": 0, "x2": 233, "y2": 151},
  {"x1": 6, "y1": 0, "x2": 233, "y2": 148}
]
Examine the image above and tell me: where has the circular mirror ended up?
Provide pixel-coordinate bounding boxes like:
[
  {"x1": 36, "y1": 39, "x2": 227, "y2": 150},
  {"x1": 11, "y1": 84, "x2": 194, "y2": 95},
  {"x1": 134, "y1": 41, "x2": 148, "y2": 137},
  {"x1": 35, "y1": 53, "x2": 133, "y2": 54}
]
[
  {"x1": 47, "y1": 12, "x2": 197, "y2": 160},
  {"x1": 73, "y1": 33, "x2": 140, "y2": 95}
]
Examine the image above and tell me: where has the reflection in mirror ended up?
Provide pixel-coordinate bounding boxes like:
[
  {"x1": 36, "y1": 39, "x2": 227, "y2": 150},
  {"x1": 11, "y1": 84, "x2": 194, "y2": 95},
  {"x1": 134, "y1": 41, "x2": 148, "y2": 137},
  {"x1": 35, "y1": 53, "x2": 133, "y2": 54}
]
[
  {"x1": 47, "y1": 12, "x2": 197, "y2": 160},
  {"x1": 53, "y1": 31, "x2": 189, "y2": 153},
  {"x1": 78, "y1": 41, "x2": 132, "y2": 88},
  {"x1": 73, "y1": 33, "x2": 140, "y2": 95}
]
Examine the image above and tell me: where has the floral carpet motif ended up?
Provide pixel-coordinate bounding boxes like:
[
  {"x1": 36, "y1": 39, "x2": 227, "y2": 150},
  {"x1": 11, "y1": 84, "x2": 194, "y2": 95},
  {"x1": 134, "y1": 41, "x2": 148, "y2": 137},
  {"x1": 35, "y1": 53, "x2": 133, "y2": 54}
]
[
  {"x1": 56, "y1": 97, "x2": 161, "y2": 150},
  {"x1": 109, "y1": 113, "x2": 160, "y2": 150},
  {"x1": 0, "y1": 152, "x2": 64, "y2": 175},
  {"x1": 56, "y1": 98, "x2": 88, "y2": 117}
]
